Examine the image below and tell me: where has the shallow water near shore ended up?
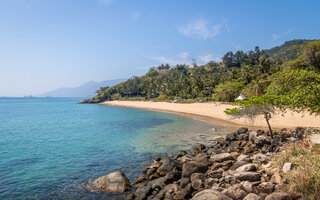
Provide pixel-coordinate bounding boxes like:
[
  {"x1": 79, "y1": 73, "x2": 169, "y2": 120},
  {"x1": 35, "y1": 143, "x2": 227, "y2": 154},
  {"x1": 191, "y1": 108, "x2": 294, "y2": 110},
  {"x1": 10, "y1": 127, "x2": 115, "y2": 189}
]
[{"x1": 0, "y1": 97, "x2": 230, "y2": 199}]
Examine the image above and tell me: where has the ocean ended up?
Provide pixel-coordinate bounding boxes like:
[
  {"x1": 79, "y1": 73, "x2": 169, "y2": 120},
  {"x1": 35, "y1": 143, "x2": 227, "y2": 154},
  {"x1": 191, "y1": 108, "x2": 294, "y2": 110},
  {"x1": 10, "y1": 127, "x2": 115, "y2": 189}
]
[{"x1": 0, "y1": 98, "x2": 222, "y2": 199}]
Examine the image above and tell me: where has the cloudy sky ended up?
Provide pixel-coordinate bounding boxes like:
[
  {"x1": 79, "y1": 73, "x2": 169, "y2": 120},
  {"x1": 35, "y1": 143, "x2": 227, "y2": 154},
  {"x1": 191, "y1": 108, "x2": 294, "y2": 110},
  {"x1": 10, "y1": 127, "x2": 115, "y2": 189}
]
[{"x1": 0, "y1": 0, "x2": 319, "y2": 96}]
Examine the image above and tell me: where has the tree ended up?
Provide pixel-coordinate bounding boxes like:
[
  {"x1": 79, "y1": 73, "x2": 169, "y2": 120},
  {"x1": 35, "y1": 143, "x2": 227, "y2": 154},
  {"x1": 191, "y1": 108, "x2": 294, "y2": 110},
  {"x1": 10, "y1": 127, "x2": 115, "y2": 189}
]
[
  {"x1": 266, "y1": 68, "x2": 320, "y2": 114},
  {"x1": 302, "y1": 40, "x2": 320, "y2": 71},
  {"x1": 212, "y1": 80, "x2": 245, "y2": 102},
  {"x1": 225, "y1": 95, "x2": 286, "y2": 138}
]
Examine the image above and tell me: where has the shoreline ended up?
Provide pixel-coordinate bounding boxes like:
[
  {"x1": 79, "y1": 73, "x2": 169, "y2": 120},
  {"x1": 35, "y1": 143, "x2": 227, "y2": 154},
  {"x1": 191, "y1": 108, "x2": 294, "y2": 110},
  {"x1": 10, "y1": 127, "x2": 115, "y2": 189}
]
[{"x1": 100, "y1": 100, "x2": 320, "y2": 129}]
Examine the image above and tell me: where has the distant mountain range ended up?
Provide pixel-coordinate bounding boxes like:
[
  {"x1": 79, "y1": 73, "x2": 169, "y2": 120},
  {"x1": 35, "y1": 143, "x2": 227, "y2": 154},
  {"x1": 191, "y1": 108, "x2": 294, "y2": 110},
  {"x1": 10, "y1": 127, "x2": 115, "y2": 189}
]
[{"x1": 40, "y1": 79, "x2": 126, "y2": 97}]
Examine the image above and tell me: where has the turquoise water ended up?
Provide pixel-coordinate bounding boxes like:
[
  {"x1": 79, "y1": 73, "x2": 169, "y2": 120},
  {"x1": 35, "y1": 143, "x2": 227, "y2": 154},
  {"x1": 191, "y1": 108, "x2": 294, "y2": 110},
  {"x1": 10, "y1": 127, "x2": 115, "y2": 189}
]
[{"x1": 0, "y1": 98, "x2": 219, "y2": 199}]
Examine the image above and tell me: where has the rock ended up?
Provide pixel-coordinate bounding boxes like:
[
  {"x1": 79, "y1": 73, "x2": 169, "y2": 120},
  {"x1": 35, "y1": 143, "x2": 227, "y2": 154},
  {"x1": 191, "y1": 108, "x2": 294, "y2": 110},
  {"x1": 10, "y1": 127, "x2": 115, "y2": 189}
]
[
  {"x1": 271, "y1": 173, "x2": 282, "y2": 184},
  {"x1": 237, "y1": 154, "x2": 250, "y2": 162},
  {"x1": 235, "y1": 164, "x2": 257, "y2": 173},
  {"x1": 182, "y1": 159, "x2": 210, "y2": 178},
  {"x1": 241, "y1": 181, "x2": 253, "y2": 193},
  {"x1": 133, "y1": 176, "x2": 146, "y2": 185},
  {"x1": 244, "y1": 193, "x2": 261, "y2": 200},
  {"x1": 174, "y1": 150, "x2": 187, "y2": 159},
  {"x1": 282, "y1": 162, "x2": 293, "y2": 173},
  {"x1": 157, "y1": 158, "x2": 182, "y2": 176},
  {"x1": 211, "y1": 186, "x2": 225, "y2": 192},
  {"x1": 234, "y1": 172, "x2": 261, "y2": 182},
  {"x1": 252, "y1": 153, "x2": 267, "y2": 164},
  {"x1": 87, "y1": 171, "x2": 131, "y2": 193},
  {"x1": 211, "y1": 153, "x2": 233, "y2": 162},
  {"x1": 148, "y1": 177, "x2": 166, "y2": 189},
  {"x1": 179, "y1": 154, "x2": 194, "y2": 163},
  {"x1": 265, "y1": 192, "x2": 294, "y2": 200},
  {"x1": 254, "y1": 136, "x2": 271, "y2": 147},
  {"x1": 249, "y1": 131, "x2": 258, "y2": 142},
  {"x1": 206, "y1": 170, "x2": 223, "y2": 179},
  {"x1": 222, "y1": 184, "x2": 248, "y2": 199},
  {"x1": 190, "y1": 144, "x2": 206, "y2": 155},
  {"x1": 229, "y1": 160, "x2": 250, "y2": 171},
  {"x1": 134, "y1": 185, "x2": 151, "y2": 200},
  {"x1": 164, "y1": 170, "x2": 180, "y2": 184},
  {"x1": 179, "y1": 177, "x2": 190, "y2": 188},
  {"x1": 146, "y1": 168, "x2": 156, "y2": 176},
  {"x1": 191, "y1": 189, "x2": 232, "y2": 200},
  {"x1": 190, "y1": 173, "x2": 205, "y2": 190},
  {"x1": 226, "y1": 132, "x2": 237, "y2": 141},
  {"x1": 238, "y1": 127, "x2": 249, "y2": 134},
  {"x1": 204, "y1": 178, "x2": 216, "y2": 188},
  {"x1": 256, "y1": 182, "x2": 274, "y2": 194}
]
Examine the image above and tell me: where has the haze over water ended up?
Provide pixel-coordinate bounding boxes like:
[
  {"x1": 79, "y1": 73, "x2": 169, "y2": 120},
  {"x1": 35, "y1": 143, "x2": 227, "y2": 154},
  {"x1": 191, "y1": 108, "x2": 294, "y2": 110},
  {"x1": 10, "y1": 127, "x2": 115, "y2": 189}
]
[{"x1": 0, "y1": 98, "x2": 222, "y2": 199}]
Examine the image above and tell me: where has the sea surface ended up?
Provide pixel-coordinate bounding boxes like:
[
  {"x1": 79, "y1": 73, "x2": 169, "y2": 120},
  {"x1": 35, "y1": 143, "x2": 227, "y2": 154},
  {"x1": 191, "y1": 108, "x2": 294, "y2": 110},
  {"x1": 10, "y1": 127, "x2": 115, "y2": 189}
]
[{"x1": 0, "y1": 98, "x2": 225, "y2": 199}]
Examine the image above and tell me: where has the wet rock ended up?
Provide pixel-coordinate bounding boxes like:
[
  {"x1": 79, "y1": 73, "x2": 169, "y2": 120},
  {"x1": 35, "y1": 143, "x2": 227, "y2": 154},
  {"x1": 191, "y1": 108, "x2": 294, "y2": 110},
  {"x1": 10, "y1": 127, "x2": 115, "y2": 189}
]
[
  {"x1": 133, "y1": 176, "x2": 146, "y2": 185},
  {"x1": 174, "y1": 150, "x2": 187, "y2": 159},
  {"x1": 191, "y1": 189, "x2": 232, "y2": 200},
  {"x1": 234, "y1": 172, "x2": 261, "y2": 182},
  {"x1": 211, "y1": 153, "x2": 233, "y2": 162},
  {"x1": 265, "y1": 192, "x2": 294, "y2": 200},
  {"x1": 190, "y1": 144, "x2": 206, "y2": 155},
  {"x1": 87, "y1": 171, "x2": 131, "y2": 193},
  {"x1": 134, "y1": 185, "x2": 151, "y2": 200},
  {"x1": 282, "y1": 163, "x2": 292, "y2": 173},
  {"x1": 244, "y1": 193, "x2": 261, "y2": 200}
]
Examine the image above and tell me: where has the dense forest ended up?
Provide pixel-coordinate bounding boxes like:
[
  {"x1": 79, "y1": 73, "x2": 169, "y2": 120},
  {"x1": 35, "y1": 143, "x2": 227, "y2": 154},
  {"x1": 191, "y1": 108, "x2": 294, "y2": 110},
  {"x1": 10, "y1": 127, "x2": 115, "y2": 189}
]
[{"x1": 87, "y1": 39, "x2": 320, "y2": 103}]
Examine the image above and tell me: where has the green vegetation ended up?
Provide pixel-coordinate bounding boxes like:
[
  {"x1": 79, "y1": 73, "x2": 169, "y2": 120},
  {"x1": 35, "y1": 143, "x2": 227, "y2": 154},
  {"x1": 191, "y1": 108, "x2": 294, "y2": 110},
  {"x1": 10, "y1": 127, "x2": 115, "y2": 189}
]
[
  {"x1": 272, "y1": 143, "x2": 320, "y2": 199},
  {"x1": 91, "y1": 39, "x2": 319, "y2": 105}
]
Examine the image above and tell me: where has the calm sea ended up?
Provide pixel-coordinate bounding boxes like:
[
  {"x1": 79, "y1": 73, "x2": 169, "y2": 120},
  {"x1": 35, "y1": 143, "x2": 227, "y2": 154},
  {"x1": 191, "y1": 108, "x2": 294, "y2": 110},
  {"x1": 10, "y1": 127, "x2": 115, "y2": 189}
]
[{"x1": 0, "y1": 98, "x2": 223, "y2": 199}]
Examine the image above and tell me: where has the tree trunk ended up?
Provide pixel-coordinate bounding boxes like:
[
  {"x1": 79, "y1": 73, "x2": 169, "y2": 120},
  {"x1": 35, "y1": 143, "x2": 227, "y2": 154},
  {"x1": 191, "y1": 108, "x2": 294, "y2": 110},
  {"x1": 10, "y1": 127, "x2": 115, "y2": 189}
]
[{"x1": 264, "y1": 112, "x2": 273, "y2": 139}]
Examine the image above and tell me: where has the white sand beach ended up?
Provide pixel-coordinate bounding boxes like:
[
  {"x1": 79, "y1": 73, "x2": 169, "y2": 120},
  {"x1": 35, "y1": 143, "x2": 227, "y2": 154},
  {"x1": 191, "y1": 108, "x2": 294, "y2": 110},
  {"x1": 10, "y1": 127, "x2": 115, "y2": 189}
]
[{"x1": 101, "y1": 101, "x2": 320, "y2": 129}]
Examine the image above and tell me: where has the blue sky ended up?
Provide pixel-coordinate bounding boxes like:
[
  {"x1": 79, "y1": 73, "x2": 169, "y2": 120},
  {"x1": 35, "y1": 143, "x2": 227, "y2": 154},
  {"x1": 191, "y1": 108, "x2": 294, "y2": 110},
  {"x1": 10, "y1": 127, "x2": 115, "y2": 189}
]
[{"x1": 0, "y1": 0, "x2": 319, "y2": 96}]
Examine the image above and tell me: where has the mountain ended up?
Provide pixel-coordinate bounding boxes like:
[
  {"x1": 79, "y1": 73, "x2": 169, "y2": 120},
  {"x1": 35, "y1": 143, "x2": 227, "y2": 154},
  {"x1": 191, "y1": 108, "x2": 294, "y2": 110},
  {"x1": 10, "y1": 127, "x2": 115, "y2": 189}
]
[
  {"x1": 40, "y1": 79, "x2": 126, "y2": 97},
  {"x1": 264, "y1": 39, "x2": 317, "y2": 62}
]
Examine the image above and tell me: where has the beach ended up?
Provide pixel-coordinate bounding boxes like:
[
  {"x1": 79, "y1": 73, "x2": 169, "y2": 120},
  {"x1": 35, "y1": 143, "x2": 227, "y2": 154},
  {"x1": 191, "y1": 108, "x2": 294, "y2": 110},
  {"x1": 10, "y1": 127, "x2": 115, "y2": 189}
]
[{"x1": 101, "y1": 101, "x2": 320, "y2": 129}]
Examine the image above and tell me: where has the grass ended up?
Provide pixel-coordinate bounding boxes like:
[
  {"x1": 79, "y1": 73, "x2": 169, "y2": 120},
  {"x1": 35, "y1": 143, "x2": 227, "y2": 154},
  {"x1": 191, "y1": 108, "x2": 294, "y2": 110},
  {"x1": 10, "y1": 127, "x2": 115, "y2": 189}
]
[{"x1": 272, "y1": 141, "x2": 320, "y2": 199}]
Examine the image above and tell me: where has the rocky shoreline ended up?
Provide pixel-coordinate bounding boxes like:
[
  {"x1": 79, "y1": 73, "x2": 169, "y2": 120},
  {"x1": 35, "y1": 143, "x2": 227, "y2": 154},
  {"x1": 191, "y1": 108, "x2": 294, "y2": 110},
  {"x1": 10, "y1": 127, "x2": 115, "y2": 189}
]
[{"x1": 87, "y1": 127, "x2": 320, "y2": 200}]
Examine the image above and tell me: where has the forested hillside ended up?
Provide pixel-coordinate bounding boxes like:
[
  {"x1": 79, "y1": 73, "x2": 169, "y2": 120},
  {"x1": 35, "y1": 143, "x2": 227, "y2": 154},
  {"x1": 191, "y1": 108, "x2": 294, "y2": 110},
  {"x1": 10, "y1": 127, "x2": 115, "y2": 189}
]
[{"x1": 86, "y1": 39, "x2": 319, "y2": 103}]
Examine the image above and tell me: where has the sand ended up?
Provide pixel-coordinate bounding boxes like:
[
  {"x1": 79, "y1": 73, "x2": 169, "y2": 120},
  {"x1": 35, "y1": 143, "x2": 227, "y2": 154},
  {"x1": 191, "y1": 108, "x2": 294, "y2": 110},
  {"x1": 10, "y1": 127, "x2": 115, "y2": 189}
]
[{"x1": 101, "y1": 101, "x2": 320, "y2": 129}]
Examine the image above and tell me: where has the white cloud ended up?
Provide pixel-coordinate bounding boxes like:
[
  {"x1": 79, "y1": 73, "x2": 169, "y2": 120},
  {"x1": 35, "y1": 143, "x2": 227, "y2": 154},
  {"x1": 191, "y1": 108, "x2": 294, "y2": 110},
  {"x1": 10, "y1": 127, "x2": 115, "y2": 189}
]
[
  {"x1": 272, "y1": 29, "x2": 294, "y2": 41},
  {"x1": 151, "y1": 52, "x2": 191, "y2": 65},
  {"x1": 100, "y1": 0, "x2": 114, "y2": 5},
  {"x1": 178, "y1": 52, "x2": 189, "y2": 60},
  {"x1": 198, "y1": 54, "x2": 221, "y2": 64},
  {"x1": 132, "y1": 12, "x2": 141, "y2": 21},
  {"x1": 178, "y1": 18, "x2": 222, "y2": 39}
]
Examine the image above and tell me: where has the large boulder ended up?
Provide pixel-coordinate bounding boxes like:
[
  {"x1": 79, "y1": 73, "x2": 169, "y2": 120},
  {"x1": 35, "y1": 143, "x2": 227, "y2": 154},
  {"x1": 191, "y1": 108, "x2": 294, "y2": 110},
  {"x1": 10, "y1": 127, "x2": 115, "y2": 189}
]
[
  {"x1": 222, "y1": 184, "x2": 248, "y2": 199},
  {"x1": 182, "y1": 156, "x2": 211, "y2": 178},
  {"x1": 254, "y1": 136, "x2": 271, "y2": 147},
  {"x1": 87, "y1": 171, "x2": 131, "y2": 193},
  {"x1": 191, "y1": 189, "x2": 232, "y2": 200},
  {"x1": 244, "y1": 193, "x2": 261, "y2": 200}
]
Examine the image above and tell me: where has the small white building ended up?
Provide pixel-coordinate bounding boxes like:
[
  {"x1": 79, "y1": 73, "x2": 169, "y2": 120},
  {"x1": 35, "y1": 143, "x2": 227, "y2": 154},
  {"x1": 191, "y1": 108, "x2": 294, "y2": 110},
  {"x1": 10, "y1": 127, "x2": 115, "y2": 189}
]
[{"x1": 235, "y1": 93, "x2": 248, "y2": 101}]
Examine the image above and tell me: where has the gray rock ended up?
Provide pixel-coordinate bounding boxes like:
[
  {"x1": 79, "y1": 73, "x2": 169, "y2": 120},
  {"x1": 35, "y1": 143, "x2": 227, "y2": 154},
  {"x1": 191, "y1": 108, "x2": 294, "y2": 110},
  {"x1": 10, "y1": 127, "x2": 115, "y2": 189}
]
[
  {"x1": 182, "y1": 157, "x2": 211, "y2": 178},
  {"x1": 230, "y1": 160, "x2": 250, "y2": 171},
  {"x1": 148, "y1": 177, "x2": 166, "y2": 189},
  {"x1": 282, "y1": 162, "x2": 292, "y2": 173},
  {"x1": 190, "y1": 173, "x2": 204, "y2": 190},
  {"x1": 222, "y1": 184, "x2": 248, "y2": 199},
  {"x1": 254, "y1": 136, "x2": 271, "y2": 147},
  {"x1": 87, "y1": 171, "x2": 131, "y2": 193},
  {"x1": 235, "y1": 164, "x2": 257, "y2": 173},
  {"x1": 211, "y1": 153, "x2": 233, "y2": 162},
  {"x1": 249, "y1": 131, "x2": 258, "y2": 142},
  {"x1": 265, "y1": 192, "x2": 294, "y2": 200},
  {"x1": 256, "y1": 182, "x2": 274, "y2": 194},
  {"x1": 237, "y1": 154, "x2": 251, "y2": 162},
  {"x1": 134, "y1": 185, "x2": 151, "y2": 200},
  {"x1": 191, "y1": 189, "x2": 232, "y2": 200},
  {"x1": 252, "y1": 153, "x2": 267, "y2": 164},
  {"x1": 157, "y1": 158, "x2": 182, "y2": 176},
  {"x1": 238, "y1": 127, "x2": 249, "y2": 134},
  {"x1": 241, "y1": 181, "x2": 253, "y2": 193},
  {"x1": 226, "y1": 132, "x2": 237, "y2": 141},
  {"x1": 244, "y1": 193, "x2": 261, "y2": 200},
  {"x1": 234, "y1": 172, "x2": 261, "y2": 182}
]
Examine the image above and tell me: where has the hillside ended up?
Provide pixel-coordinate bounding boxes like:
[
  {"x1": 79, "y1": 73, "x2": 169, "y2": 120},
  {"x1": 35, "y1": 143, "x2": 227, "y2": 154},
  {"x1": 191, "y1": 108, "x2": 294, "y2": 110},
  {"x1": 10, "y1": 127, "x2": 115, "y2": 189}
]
[
  {"x1": 85, "y1": 39, "x2": 320, "y2": 103},
  {"x1": 41, "y1": 79, "x2": 126, "y2": 98}
]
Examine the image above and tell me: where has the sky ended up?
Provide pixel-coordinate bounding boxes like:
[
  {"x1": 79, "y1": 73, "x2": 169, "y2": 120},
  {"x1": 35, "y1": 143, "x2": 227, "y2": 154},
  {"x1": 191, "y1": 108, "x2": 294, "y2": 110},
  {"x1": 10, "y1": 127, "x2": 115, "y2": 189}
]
[{"x1": 0, "y1": 0, "x2": 320, "y2": 96}]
